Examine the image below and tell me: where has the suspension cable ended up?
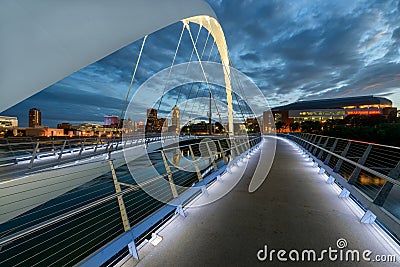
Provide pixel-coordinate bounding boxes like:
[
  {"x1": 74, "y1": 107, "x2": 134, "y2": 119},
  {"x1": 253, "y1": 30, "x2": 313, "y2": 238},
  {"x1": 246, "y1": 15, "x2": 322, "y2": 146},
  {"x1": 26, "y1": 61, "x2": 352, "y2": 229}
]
[
  {"x1": 120, "y1": 35, "x2": 148, "y2": 122},
  {"x1": 184, "y1": 21, "x2": 223, "y2": 125},
  {"x1": 228, "y1": 53, "x2": 253, "y2": 118},
  {"x1": 180, "y1": 26, "x2": 211, "y2": 124},
  {"x1": 157, "y1": 23, "x2": 186, "y2": 111},
  {"x1": 200, "y1": 29, "x2": 211, "y2": 59},
  {"x1": 187, "y1": 35, "x2": 217, "y2": 124}
]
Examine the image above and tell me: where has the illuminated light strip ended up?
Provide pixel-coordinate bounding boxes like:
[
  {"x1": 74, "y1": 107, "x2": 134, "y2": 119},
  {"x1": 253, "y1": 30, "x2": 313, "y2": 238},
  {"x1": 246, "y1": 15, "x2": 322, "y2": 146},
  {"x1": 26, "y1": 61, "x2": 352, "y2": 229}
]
[
  {"x1": 327, "y1": 177, "x2": 400, "y2": 256},
  {"x1": 279, "y1": 136, "x2": 400, "y2": 255},
  {"x1": 346, "y1": 110, "x2": 382, "y2": 115}
]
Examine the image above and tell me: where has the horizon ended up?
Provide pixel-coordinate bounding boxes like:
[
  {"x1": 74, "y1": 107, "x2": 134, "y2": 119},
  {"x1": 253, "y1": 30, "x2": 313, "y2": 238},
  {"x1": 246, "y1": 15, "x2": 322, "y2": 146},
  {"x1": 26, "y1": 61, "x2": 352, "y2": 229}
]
[
  {"x1": 1, "y1": 93, "x2": 398, "y2": 128},
  {"x1": 1, "y1": 0, "x2": 400, "y2": 127}
]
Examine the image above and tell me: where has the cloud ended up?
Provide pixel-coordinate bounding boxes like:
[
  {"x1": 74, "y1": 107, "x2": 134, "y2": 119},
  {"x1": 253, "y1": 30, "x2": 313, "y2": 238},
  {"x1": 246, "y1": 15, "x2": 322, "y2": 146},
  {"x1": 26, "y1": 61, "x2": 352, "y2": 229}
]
[{"x1": 2, "y1": 0, "x2": 400, "y2": 127}]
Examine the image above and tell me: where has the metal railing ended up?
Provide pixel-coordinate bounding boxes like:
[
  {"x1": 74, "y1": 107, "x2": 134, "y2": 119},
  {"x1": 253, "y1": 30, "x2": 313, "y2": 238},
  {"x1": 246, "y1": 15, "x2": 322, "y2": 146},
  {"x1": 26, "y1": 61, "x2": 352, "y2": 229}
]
[
  {"x1": 282, "y1": 132, "x2": 400, "y2": 240},
  {"x1": 0, "y1": 135, "x2": 194, "y2": 181},
  {"x1": 0, "y1": 135, "x2": 261, "y2": 266}
]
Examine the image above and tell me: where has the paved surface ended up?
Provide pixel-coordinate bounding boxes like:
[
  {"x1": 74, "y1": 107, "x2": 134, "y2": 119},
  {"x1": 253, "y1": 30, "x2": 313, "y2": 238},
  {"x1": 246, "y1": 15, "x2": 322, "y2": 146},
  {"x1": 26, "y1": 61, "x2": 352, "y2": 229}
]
[{"x1": 120, "y1": 137, "x2": 399, "y2": 267}]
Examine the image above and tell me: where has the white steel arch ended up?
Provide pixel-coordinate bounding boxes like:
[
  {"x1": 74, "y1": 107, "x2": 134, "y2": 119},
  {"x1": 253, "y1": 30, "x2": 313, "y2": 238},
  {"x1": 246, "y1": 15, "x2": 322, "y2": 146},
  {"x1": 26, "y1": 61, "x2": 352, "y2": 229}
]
[{"x1": 183, "y1": 16, "x2": 234, "y2": 136}]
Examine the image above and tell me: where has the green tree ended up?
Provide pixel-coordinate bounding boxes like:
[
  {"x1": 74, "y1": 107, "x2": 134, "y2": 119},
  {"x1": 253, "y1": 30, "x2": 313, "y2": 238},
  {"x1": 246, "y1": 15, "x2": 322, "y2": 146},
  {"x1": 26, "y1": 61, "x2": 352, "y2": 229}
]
[
  {"x1": 301, "y1": 121, "x2": 321, "y2": 133},
  {"x1": 275, "y1": 121, "x2": 287, "y2": 133},
  {"x1": 289, "y1": 122, "x2": 300, "y2": 132}
]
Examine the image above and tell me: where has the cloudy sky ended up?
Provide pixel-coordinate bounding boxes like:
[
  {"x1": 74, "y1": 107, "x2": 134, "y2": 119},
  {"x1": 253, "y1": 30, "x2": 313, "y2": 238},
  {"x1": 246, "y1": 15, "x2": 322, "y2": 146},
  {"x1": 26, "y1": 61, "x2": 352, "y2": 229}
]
[{"x1": 2, "y1": 0, "x2": 400, "y2": 127}]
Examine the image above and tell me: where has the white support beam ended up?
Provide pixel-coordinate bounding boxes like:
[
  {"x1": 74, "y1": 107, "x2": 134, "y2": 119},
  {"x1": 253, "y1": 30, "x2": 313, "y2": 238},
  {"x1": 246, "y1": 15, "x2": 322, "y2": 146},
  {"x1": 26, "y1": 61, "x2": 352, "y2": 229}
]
[{"x1": 0, "y1": 0, "x2": 218, "y2": 113}]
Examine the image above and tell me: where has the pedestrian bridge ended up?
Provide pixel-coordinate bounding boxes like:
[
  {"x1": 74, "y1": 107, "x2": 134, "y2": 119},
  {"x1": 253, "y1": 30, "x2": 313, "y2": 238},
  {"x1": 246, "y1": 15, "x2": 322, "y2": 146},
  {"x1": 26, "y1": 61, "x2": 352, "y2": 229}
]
[
  {"x1": 124, "y1": 136, "x2": 400, "y2": 267},
  {"x1": 0, "y1": 1, "x2": 399, "y2": 266},
  {"x1": 0, "y1": 134, "x2": 399, "y2": 266}
]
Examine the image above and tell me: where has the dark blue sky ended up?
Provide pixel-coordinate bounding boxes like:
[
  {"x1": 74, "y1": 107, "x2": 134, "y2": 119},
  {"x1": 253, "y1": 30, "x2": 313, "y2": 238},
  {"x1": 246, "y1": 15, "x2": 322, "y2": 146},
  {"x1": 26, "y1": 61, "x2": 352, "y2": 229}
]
[{"x1": 2, "y1": 0, "x2": 400, "y2": 127}]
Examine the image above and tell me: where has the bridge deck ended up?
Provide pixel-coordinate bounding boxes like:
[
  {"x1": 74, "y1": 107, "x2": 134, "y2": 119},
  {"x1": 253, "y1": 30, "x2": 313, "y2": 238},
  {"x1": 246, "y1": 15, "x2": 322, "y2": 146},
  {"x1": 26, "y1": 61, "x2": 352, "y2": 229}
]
[{"x1": 121, "y1": 137, "x2": 398, "y2": 266}]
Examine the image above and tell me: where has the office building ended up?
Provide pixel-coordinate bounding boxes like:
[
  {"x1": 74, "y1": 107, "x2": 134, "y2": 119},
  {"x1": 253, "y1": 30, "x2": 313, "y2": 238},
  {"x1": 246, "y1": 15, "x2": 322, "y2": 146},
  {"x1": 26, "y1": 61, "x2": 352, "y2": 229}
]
[
  {"x1": 145, "y1": 108, "x2": 168, "y2": 133},
  {"x1": 29, "y1": 108, "x2": 41, "y2": 127},
  {"x1": 0, "y1": 116, "x2": 18, "y2": 129},
  {"x1": 171, "y1": 105, "x2": 180, "y2": 134},
  {"x1": 22, "y1": 127, "x2": 65, "y2": 137},
  {"x1": 0, "y1": 116, "x2": 18, "y2": 136},
  {"x1": 271, "y1": 95, "x2": 395, "y2": 124}
]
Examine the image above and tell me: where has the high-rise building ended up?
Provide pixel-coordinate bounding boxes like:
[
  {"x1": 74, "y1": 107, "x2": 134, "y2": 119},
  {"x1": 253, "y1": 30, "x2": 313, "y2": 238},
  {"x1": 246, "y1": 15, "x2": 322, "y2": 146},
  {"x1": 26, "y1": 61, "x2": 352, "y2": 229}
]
[
  {"x1": 171, "y1": 105, "x2": 180, "y2": 134},
  {"x1": 0, "y1": 116, "x2": 18, "y2": 129},
  {"x1": 145, "y1": 108, "x2": 169, "y2": 134},
  {"x1": 136, "y1": 120, "x2": 145, "y2": 132},
  {"x1": 146, "y1": 108, "x2": 157, "y2": 120},
  {"x1": 146, "y1": 108, "x2": 157, "y2": 133},
  {"x1": 271, "y1": 95, "x2": 394, "y2": 124},
  {"x1": 29, "y1": 108, "x2": 41, "y2": 127}
]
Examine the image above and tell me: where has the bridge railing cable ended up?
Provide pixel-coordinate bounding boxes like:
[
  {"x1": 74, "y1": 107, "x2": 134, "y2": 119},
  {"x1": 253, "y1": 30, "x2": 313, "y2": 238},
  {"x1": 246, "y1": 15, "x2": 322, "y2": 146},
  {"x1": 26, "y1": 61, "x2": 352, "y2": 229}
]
[{"x1": 281, "y1": 132, "x2": 400, "y2": 241}]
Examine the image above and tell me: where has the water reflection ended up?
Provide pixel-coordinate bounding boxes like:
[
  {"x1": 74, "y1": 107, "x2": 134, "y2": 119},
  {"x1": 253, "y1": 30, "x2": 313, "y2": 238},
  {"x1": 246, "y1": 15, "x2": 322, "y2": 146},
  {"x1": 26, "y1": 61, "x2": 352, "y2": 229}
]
[{"x1": 358, "y1": 173, "x2": 386, "y2": 186}]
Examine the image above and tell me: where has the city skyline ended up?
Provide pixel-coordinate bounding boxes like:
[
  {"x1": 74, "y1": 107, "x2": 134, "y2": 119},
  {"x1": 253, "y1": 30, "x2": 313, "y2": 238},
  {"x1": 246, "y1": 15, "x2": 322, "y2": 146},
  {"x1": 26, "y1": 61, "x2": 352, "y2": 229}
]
[{"x1": 1, "y1": 0, "x2": 400, "y2": 127}]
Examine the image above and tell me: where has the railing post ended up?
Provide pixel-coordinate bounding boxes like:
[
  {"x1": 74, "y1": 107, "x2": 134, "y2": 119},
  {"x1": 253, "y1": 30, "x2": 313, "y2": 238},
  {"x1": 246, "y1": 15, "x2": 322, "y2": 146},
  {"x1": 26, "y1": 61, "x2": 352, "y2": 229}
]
[
  {"x1": 28, "y1": 142, "x2": 40, "y2": 169},
  {"x1": 78, "y1": 139, "x2": 85, "y2": 159},
  {"x1": 324, "y1": 139, "x2": 338, "y2": 165},
  {"x1": 312, "y1": 136, "x2": 323, "y2": 155},
  {"x1": 189, "y1": 145, "x2": 203, "y2": 182},
  {"x1": 217, "y1": 140, "x2": 223, "y2": 157},
  {"x1": 110, "y1": 160, "x2": 131, "y2": 231},
  {"x1": 67, "y1": 139, "x2": 72, "y2": 152},
  {"x1": 240, "y1": 138, "x2": 247, "y2": 152},
  {"x1": 235, "y1": 138, "x2": 243, "y2": 155},
  {"x1": 242, "y1": 138, "x2": 250, "y2": 152},
  {"x1": 6, "y1": 139, "x2": 17, "y2": 164},
  {"x1": 373, "y1": 161, "x2": 400, "y2": 206},
  {"x1": 109, "y1": 160, "x2": 139, "y2": 259},
  {"x1": 217, "y1": 140, "x2": 229, "y2": 164},
  {"x1": 160, "y1": 150, "x2": 179, "y2": 198},
  {"x1": 226, "y1": 138, "x2": 233, "y2": 158},
  {"x1": 243, "y1": 138, "x2": 251, "y2": 151},
  {"x1": 58, "y1": 140, "x2": 67, "y2": 163},
  {"x1": 316, "y1": 137, "x2": 329, "y2": 159},
  {"x1": 115, "y1": 139, "x2": 120, "y2": 150},
  {"x1": 205, "y1": 141, "x2": 218, "y2": 171},
  {"x1": 348, "y1": 144, "x2": 372, "y2": 184},
  {"x1": 303, "y1": 136, "x2": 308, "y2": 147},
  {"x1": 51, "y1": 140, "x2": 56, "y2": 156},
  {"x1": 333, "y1": 141, "x2": 351, "y2": 173},
  {"x1": 108, "y1": 142, "x2": 114, "y2": 156},
  {"x1": 93, "y1": 139, "x2": 99, "y2": 154},
  {"x1": 231, "y1": 138, "x2": 240, "y2": 158}
]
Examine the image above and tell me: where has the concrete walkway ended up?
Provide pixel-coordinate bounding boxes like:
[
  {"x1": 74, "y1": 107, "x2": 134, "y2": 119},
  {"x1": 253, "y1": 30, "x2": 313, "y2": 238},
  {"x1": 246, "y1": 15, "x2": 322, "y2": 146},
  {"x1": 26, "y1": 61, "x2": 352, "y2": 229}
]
[{"x1": 121, "y1": 137, "x2": 399, "y2": 267}]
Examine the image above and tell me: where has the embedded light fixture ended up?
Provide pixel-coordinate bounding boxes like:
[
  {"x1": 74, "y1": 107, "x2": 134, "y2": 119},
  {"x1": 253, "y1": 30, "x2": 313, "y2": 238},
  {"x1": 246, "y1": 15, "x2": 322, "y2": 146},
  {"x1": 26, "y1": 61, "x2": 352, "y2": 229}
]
[{"x1": 148, "y1": 233, "x2": 163, "y2": 246}]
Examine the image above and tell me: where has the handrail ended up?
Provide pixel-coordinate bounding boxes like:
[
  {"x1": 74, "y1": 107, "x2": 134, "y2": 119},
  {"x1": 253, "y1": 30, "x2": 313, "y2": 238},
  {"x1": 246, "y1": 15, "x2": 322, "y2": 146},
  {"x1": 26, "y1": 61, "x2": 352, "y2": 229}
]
[
  {"x1": 293, "y1": 132, "x2": 400, "y2": 151},
  {"x1": 281, "y1": 132, "x2": 400, "y2": 241},
  {"x1": 0, "y1": 136, "x2": 260, "y2": 248},
  {"x1": 288, "y1": 134, "x2": 400, "y2": 187}
]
